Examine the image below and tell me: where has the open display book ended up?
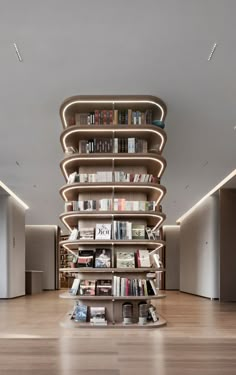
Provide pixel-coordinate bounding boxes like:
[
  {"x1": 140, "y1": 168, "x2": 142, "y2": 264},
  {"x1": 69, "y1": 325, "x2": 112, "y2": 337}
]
[{"x1": 59, "y1": 95, "x2": 167, "y2": 328}]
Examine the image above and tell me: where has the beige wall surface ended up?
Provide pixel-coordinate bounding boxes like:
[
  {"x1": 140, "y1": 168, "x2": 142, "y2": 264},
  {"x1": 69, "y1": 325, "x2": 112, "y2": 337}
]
[
  {"x1": 25, "y1": 226, "x2": 57, "y2": 290},
  {"x1": 180, "y1": 196, "x2": 219, "y2": 299},
  {"x1": 164, "y1": 226, "x2": 180, "y2": 290}
]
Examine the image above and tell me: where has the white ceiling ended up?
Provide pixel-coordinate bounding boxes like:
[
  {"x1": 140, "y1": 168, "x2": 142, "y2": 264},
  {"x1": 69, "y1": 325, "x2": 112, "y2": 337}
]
[{"x1": 0, "y1": 0, "x2": 235, "y2": 228}]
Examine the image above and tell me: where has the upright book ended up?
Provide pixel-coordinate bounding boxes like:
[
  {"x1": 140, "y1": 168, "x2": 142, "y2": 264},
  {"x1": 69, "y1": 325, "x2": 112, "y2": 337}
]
[
  {"x1": 95, "y1": 248, "x2": 112, "y2": 268},
  {"x1": 79, "y1": 280, "x2": 96, "y2": 296},
  {"x1": 77, "y1": 250, "x2": 94, "y2": 268},
  {"x1": 116, "y1": 251, "x2": 135, "y2": 268}
]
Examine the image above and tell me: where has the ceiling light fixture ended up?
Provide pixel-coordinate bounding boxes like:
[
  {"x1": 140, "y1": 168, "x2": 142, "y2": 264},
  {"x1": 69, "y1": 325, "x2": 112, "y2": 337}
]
[
  {"x1": 13, "y1": 43, "x2": 23, "y2": 62},
  {"x1": 177, "y1": 169, "x2": 236, "y2": 223},
  {"x1": 0, "y1": 180, "x2": 29, "y2": 210},
  {"x1": 208, "y1": 43, "x2": 217, "y2": 61}
]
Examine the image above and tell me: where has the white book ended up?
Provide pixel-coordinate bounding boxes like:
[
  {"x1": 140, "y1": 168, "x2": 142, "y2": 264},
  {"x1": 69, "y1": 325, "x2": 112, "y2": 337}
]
[
  {"x1": 69, "y1": 228, "x2": 78, "y2": 241},
  {"x1": 152, "y1": 253, "x2": 162, "y2": 268},
  {"x1": 95, "y1": 223, "x2": 112, "y2": 240},
  {"x1": 126, "y1": 222, "x2": 132, "y2": 240},
  {"x1": 67, "y1": 172, "x2": 76, "y2": 184},
  {"x1": 69, "y1": 279, "x2": 80, "y2": 296},
  {"x1": 137, "y1": 250, "x2": 151, "y2": 268}
]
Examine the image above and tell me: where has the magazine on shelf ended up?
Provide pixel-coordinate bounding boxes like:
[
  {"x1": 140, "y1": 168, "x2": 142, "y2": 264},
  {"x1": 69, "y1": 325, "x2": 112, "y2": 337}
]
[
  {"x1": 96, "y1": 280, "x2": 112, "y2": 296},
  {"x1": 79, "y1": 280, "x2": 96, "y2": 296},
  {"x1": 74, "y1": 304, "x2": 88, "y2": 322},
  {"x1": 95, "y1": 248, "x2": 111, "y2": 268},
  {"x1": 116, "y1": 251, "x2": 135, "y2": 268},
  {"x1": 77, "y1": 250, "x2": 94, "y2": 268},
  {"x1": 79, "y1": 227, "x2": 94, "y2": 240},
  {"x1": 90, "y1": 306, "x2": 107, "y2": 325},
  {"x1": 137, "y1": 249, "x2": 151, "y2": 268},
  {"x1": 95, "y1": 223, "x2": 112, "y2": 240},
  {"x1": 132, "y1": 224, "x2": 146, "y2": 240}
]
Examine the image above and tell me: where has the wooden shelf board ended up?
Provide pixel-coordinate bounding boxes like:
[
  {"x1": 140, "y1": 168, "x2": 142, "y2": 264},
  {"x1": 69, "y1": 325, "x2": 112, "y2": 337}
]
[
  {"x1": 60, "y1": 312, "x2": 167, "y2": 329},
  {"x1": 60, "y1": 124, "x2": 167, "y2": 152},
  {"x1": 60, "y1": 153, "x2": 167, "y2": 181},
  {"x1": 60, "y1": 182, "x2": 166, "y2": 202},
  {"x1": 60, "y1": 239, "x2": 165, "y2": 248},
  {"x1": 59, "y1": 267, "x2": 165, "y2": 273},
  {"x1": 59, "y1": 292, "x2": 166, "y2": 300},
  {"x1": 60, "y1": 211, "x2": 165, "y2": 230}
]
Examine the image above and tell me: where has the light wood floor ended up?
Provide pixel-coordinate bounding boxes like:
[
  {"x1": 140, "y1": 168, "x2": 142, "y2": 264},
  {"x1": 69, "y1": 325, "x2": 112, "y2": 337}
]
[{"x1": 0, "y1": 290, "x2": 236, "y2": 374}]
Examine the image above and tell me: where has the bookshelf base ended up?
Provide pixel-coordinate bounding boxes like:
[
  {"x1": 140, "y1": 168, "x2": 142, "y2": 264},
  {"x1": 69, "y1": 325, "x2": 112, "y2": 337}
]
[{"x1": 60, "y1": 312, "x2": 167, "y2": 329}]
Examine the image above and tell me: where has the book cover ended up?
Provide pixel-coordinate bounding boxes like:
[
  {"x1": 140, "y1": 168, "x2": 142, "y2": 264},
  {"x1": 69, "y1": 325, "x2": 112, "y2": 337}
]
[
  {"x1": 95, "y1": 248, "x2": 111, "y2": 268},
  {"x1": 95, "y1": 223, "x2": 112, "y2": 240},
  {"x1": 96, "y1": 280, "x2": 112, "y2": 296},
  {"x1": 74, "y1": 304, "x2": 88, "y2": 322},
  {"x1": 90, "y1": 306, "x2": 106, "y2": 321},
  {"x1": 116, "y1": 251, "x2": 135, "y2": 268},
  {"x1": 137, "y1": 249, "x2": 151, "y2": 268},
  {"x1": 79, "y1": 280, "x2": 96, "y2": 296},
  {"x1": 79, "y1": 227, "x2": 94, "y2": 240},
  {"x1": 69, "y1": 278, "x2": 80, "y2": 296},
  {"x1": 132, "y1": 224, "x2": 145, "y2": 240},
  {"x1": 69, "y1": 228, "x2": 79, "y2": 241},
  {"x1": 77, "y1": 250, "x2": 94, "y2": 268}
]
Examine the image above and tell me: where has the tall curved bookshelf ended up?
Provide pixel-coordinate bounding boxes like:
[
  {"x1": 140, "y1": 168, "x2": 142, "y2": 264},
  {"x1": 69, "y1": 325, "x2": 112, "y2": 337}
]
[{"x1": 59, "y1": 95, "x2": 167, "y2": 328}]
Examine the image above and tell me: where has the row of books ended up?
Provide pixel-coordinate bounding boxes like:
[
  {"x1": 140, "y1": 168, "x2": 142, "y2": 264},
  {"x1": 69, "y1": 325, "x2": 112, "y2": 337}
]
[
  {"x1": 67, "y1": 171, "x2": 159, "y2": 184},
  {"x1": 71, "y1": 303, "x2": 107, "y2": 325},
  {"x1": 70, "y1": 277, "x2": 157, "y2": 297},
  {"x1": 68, "y1": 109, "x2": 153, "y2": 126},
  {"x1": 70, "y1": 249, "x2": 159, "y2": 269},
  {"x1": 69, "y1": 224, "x2": 160, "y2": 241},
  {"x1": 79, "y1": 138, "x2": 148, "y2": 154},
  {"x1": 65, "y1": 199, "x2": 156, "y2": 212},
  {"x1": 71, "y1": 302, "x2": 159, "y2": 325},
  {"x1": 70, "y1": 279, "x2": 111, "y2": 296},
  {"x1": 113, "y1": 277, "x2": 157, "y2": 297}
]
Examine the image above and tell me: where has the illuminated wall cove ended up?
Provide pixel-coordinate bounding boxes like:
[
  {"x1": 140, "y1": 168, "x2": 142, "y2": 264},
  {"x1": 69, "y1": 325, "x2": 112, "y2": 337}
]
[{"x1": 59, "y1": 95, "x2": 168, "y2": 328}]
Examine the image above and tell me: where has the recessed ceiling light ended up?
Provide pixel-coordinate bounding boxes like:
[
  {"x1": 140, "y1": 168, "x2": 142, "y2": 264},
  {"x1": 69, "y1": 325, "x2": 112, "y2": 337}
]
[
  {"x1": 13, "y1": 43, "x2": 23, "y2": 62},
  {"x1": 234, "y1": 126, "x2": 236, "y2": 130},
  {"x1": 208, "y1": 43, "x2": 217, "y2": 61}
]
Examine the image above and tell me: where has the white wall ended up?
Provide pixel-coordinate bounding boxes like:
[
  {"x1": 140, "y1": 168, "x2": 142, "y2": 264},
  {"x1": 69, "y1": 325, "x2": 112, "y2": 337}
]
[
  {"x1": 0, "y1": 195, "x2": 25, "y2": 298},
  {"x1": 7, "y1": 197, "x2": 26, "y2": 297},
  {"x1": 164, "y1": 226, "x2": 180, "y2": 290},
  {"x1": 25, "y1": 226, "x2": 57, "y2": 290},
  {"x1": 0, "y1": 197, "x2": 8, "y2": 298},
  {"x1": 180, "y1": 195, "x2": 219, "y2": 298}
]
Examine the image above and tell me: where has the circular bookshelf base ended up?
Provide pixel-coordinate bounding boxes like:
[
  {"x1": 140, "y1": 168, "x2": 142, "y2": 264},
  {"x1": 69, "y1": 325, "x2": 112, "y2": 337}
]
[{"x1": 60, "y1": 313, "x2": 167, "y2": 329}]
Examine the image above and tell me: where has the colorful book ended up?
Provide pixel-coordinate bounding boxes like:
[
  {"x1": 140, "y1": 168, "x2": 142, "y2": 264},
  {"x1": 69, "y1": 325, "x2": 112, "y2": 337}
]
[
  {"x1": 77, "y1": 250, "x2": 94, "y2": 268},
  {"x1": 95, "y1": 248, "x2": 111, "y2": 268},
  {"x1": 74, "y1": 304, "x2": 88, "y2": 322},
  {"x1": 79, "y1": 280, "x2": 96, "y2": 296},
  {"x1": 96, "y1": 280, "x2": 112, "y2": 296}
]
